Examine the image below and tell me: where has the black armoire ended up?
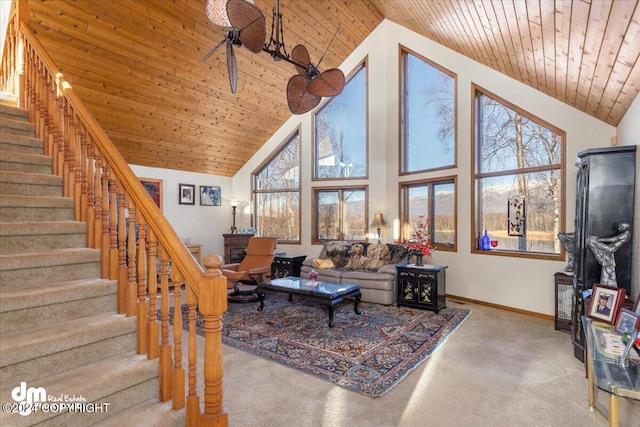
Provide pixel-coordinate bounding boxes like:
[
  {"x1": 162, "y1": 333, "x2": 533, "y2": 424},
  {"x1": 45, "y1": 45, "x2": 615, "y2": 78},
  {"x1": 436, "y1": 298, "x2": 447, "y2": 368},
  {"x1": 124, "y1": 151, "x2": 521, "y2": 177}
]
[{"x1": 571, "y1": 145, "x2": 636, "y2": 361}]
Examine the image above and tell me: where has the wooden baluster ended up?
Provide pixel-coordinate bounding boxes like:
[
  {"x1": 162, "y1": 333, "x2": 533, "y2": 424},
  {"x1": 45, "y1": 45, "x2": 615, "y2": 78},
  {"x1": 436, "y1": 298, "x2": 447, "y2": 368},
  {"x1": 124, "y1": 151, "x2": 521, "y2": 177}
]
[
  {"x1": 103, "y1": 164, "x2": 113, "y2": 279},
  {"x1": 126, "y1": 199, "x2": 137, "y2": 317},
  {"x1": 186, "y1": 283, "x2": 200, "y2": 426},
  {"x1": 136, "y1": 216, "x2": 148, "y2": 355},
  {"x1": 109, "y1": 176, "x2": 119, "y2": 285},
  {"x1": 198, "y1": 255, "x2": 228, "y2": 427},
  {"x1": 78, "y1": 122, "x2": 89, "y2": 223},
  {"x1": 158, "y1": 245, "x2": 173, "y2": 402},
  {"x1": 171, "y1": 268, "x2": 185, "y2": 410},
  {"x1": 62, "y1": 101, "x2": 74, "y2": 195},
  {"x1": 117, "y1": 190, "x2": 127, "y2": 314},
  {"x1": 90, "y1": 144, "x2": 101, "y2": 249},
  {"x1": 72, "y1": 115, "x2": 83, "y2": 220},
  {"x1": 146, "y1": 228, "x2": 159, "y2": 359}
]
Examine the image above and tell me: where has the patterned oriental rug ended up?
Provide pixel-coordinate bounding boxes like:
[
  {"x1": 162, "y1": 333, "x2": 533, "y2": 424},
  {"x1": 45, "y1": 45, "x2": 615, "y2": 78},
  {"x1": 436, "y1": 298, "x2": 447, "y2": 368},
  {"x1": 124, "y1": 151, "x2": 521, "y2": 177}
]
[{"x1": 168, "y1": 295, "x2": 470, "y2": 397}]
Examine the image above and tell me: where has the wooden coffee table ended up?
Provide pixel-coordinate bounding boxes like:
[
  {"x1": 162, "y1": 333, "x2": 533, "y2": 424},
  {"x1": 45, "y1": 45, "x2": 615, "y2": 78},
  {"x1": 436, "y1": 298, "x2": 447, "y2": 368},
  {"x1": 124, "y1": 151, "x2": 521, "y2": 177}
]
[{"x1": 256, "y1": 276, "x2": 361, "y2": 327}]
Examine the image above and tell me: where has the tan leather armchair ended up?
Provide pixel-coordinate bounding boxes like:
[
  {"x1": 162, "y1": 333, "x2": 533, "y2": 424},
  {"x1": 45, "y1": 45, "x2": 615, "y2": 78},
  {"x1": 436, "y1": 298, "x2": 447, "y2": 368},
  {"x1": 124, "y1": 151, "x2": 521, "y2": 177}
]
[{"x1": 221, "y1": 236, "x2": 277, "y2": 302}]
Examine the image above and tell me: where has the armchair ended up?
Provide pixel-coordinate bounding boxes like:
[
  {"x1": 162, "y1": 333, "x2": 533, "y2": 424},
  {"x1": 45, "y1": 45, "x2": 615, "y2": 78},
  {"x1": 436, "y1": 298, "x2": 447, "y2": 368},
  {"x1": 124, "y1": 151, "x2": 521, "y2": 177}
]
[{"x1": 221, "y1": 236, "x2": 277, "y2": 302}]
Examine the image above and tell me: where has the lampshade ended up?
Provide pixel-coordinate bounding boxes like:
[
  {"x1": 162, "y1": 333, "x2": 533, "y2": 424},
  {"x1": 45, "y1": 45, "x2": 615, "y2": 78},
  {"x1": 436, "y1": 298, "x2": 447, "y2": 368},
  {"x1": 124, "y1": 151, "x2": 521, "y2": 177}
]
[
  {"x1": 370, "y1": 212, "x2": 388, "y2": 228},
  {"x1": 229, "y1": 198, "x2": 240, "y2": 208}
]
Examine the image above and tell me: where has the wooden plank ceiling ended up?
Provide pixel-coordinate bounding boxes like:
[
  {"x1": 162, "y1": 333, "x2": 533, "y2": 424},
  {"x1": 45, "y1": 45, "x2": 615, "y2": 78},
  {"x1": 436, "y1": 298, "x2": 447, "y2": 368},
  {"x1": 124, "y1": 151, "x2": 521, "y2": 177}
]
[{"x1": 25, "y1": 0, "x2": 639, "y2": 177}]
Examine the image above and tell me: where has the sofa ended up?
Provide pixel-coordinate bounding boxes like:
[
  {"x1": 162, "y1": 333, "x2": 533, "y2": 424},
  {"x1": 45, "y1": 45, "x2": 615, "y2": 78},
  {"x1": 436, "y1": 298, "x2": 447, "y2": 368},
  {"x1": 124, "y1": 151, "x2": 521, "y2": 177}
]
[{"x1": 300, "y1": 241, "x2": 409, "y2": 305}]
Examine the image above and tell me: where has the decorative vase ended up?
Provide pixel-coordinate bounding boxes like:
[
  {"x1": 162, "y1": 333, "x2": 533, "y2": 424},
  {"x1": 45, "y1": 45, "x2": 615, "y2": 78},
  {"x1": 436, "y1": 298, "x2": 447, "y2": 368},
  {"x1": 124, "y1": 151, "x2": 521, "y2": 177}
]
[{"x1": 413, "y1": 251, "x2": 424, "y2": 267}]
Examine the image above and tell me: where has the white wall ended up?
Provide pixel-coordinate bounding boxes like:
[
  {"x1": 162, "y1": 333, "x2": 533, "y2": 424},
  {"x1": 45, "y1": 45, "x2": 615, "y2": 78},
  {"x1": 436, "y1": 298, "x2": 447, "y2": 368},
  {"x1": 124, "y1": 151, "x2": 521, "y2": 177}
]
[
  {"x1": 616, "y1": 94, "x2": 640, "y2": 301},
  {"x1": 130, "y1": 164, "x2": 234, "y2": 261},
  {"x1": 234, "y1": 20, "x2": 619, "y2": 316}
]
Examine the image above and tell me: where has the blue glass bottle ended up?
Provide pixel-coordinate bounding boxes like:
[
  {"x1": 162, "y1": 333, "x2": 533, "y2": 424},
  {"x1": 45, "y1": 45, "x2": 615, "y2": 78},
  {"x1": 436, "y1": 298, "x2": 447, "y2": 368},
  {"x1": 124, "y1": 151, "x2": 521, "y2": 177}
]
[{"x1": 481, "y1": 230, "x2": 491, "y2": 251}]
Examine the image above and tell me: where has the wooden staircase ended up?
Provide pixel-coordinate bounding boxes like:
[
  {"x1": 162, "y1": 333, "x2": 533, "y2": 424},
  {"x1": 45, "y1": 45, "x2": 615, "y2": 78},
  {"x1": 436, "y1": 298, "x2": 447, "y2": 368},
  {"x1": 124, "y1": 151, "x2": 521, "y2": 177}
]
[{"x1": 0, "y1": 104, "x2": 183, "y2": 426}]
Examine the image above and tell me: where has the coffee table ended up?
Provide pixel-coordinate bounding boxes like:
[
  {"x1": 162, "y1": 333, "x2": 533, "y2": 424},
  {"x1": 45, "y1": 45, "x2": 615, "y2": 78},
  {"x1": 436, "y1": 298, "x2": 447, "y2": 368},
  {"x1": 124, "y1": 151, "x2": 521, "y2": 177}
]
[{"x1": 256, "y1": 276, "x2": 361, "y2": 327}]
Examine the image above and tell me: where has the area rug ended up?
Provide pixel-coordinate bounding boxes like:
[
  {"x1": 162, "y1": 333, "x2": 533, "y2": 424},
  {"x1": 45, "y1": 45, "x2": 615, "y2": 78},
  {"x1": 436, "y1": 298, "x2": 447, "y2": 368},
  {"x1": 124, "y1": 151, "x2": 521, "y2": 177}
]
[{"x1": 168, "y1": 294, "x2": 470, "y2": 397}]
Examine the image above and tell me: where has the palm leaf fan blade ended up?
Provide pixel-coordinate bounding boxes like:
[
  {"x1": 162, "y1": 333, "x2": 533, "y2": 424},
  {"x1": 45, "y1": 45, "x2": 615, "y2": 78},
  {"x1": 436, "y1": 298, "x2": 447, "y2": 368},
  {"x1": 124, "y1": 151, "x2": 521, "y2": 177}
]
[{"x1": 287, "y1": 75, "x2": 321, "y2": 115}]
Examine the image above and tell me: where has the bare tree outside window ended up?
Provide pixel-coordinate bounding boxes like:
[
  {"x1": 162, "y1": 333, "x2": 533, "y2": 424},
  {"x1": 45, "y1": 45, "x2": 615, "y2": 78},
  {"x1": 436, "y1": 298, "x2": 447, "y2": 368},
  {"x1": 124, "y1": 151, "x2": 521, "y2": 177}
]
[
  {"x1": 475, "y1": 88, "x2": 564, "y2": 255},
  {"x1": 314, "y1": 188, "x2": 367, "y2": 243},
  {"x1": 314, "y1": 65, "x2": 367, "y2": 179},
  {"x1": 401, "y1": 50, "x2": 456, "y2": 173},
  {"x1": 253, "y1": 131, "x2": 301, "y2": 242}
]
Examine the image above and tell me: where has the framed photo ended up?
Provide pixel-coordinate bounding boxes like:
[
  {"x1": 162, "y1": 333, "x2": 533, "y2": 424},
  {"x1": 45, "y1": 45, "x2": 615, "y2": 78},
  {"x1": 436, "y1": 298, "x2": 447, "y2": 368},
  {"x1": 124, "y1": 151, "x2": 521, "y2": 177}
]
[
  {"x1": 139, "y1": 178, "x2": 163, "y2": 211},
  {"x1": 615, "y1": 308, "x2": 640, "y2": 335},
  {"x1": 178, "y1": 183, "x2": 195, "y2": 205},
  {"x1": 586, "y1": 284, "x2": 626, "y2": 324},
  {"x1": 199, "y1": 185, "x2": 221, "y2": 206}
]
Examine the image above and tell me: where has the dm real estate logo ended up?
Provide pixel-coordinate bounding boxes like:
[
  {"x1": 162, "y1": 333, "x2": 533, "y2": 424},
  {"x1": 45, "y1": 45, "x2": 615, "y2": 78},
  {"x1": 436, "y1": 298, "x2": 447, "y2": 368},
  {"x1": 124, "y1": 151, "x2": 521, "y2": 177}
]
[{"x1": 10, "y1": 382, "x2": 46, "y2": 416}]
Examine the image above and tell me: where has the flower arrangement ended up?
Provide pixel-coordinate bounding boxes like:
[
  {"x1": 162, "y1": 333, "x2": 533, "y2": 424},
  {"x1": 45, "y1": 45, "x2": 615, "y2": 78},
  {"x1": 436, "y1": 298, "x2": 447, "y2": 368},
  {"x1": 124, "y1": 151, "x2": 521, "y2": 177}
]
[{"x1": 396, "y1": 215, "x2": 435, "y2": 257}]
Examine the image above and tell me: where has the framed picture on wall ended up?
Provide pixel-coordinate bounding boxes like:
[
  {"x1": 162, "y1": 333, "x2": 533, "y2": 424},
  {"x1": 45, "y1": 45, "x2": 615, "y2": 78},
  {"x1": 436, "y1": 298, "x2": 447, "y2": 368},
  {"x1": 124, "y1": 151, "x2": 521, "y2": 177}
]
[
  {"x1": 179, "y1": 183, "x2": 195, "y2": 205},
  {"x1": 199, "y1": 185, "x2": 221, "y2": 206},
  {"x1": 139, "y1": 178, "x2": 163, "y2": 211}
]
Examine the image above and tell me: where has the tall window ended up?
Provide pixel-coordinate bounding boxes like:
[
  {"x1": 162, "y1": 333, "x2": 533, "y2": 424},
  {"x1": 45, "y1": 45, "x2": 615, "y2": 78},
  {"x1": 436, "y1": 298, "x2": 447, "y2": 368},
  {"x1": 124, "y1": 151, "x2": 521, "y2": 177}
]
[
  {"x1": 400, "y1": 178, "x2": 456, "y2": 250},
  {"x1": 253, "y1": 130, "x2": 301, "y2": 243},
  {"x1": 401, "y1": 48, "x2": 456, "y2": 173},
  {"x1": 473, "y1": 86, "x2": 564, "y2": 257},
  {"x1": 313, "y1": 187, "x2": 367, "y2": 243},
  {"x1": 313, "y1": 63, "x2": 367, "y2": 179}
]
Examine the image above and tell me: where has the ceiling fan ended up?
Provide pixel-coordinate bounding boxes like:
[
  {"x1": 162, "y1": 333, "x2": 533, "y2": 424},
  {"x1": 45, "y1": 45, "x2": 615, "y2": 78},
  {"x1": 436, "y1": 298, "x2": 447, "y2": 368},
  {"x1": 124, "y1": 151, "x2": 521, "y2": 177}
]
[
  {"x1": 202, "y1": 0, "x2": 266, "y2": 93},
  {"x1": 203, "y1": 0, "x2": 346, "y2": 114}
]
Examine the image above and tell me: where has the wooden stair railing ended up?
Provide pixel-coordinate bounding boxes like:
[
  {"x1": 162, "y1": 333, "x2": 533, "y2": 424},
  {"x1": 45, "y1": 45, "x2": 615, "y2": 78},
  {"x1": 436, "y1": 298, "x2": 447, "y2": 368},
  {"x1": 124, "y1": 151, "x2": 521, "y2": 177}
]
[{"x1": 1, "y1": 2, "x2": 228, "y2": 426}]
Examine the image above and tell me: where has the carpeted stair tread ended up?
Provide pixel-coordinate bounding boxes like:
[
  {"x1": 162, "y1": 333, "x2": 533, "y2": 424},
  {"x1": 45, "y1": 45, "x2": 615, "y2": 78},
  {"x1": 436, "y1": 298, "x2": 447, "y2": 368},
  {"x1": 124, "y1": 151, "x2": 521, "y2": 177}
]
[
  {"x1": 0, "y1": 194, "x2": 72, "y2": 208},
  {"x1": 0, "y1": 247, "x2": 100, "y2": 271},
  {"x1": 0, "y1": 104, "x2": 29, "y2": 120},
  {"x1": 0, "y1": 150, "x2": 49, "y2": 166},
  {"x1": 0, "y1": 221, "x2": 85, "y2": 237},
  {"x1": 0, "y1": 278, "x2": 116, "y2": 313},
  {"x1": 0, "y1": 170, "x2": 61, "y2": 187},
  {"x1": 0, "y1": 221, "x2": 86, "y2": 253},
  {"x1": 0, "y1": 352, "x2": 159, "y2": 427},
  {"x1": 0, "y1": 117, "x2": 35, "y2": 136},
  {"x1": 0, "y1": 313, "x2": 136, "y2": 368},
  {"x1": 0, "y1": 133, "x2": 43, "y2": 154},
  {"x1": 92, "y1": 398, "x2": 186, "y2": 427}
]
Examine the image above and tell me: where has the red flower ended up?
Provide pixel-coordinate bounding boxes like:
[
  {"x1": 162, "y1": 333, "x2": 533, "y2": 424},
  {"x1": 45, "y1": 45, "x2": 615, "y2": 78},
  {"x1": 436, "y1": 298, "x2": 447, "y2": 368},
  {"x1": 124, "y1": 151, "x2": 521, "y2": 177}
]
[{"x1": 395, "y1": 215, "x2": 435, "y2": 257}]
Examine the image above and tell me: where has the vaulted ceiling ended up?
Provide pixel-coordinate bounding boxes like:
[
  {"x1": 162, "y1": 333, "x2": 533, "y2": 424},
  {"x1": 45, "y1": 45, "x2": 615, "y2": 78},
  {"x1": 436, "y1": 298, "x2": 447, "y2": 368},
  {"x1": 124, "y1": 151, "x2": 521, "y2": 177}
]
[{"x1": 23, "y1": 0, "x2": 639, "y2": 177}]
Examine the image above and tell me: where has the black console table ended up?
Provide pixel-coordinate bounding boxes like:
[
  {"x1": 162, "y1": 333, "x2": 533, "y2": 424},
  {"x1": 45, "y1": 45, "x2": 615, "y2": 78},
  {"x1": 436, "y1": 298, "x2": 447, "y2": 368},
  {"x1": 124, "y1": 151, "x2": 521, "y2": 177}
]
[{"x1": 396, "y1": 263, "x2": 447, "y2": 313}]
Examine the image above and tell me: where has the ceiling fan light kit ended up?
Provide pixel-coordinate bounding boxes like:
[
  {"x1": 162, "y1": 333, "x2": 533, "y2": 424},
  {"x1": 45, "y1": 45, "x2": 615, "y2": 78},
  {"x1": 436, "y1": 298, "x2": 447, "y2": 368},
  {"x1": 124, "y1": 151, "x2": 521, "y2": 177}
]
[{"x1": 203, "y1": 0, "x2": 345, "y2": 114}]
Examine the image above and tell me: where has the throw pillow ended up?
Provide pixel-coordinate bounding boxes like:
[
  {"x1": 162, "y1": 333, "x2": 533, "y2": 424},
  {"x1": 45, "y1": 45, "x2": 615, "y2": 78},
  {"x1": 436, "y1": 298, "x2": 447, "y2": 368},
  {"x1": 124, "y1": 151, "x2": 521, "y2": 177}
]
[
  {"x1": 366, "y1": 243, "x2": 391, "y2": 264},
  {"x1": 313, "y1": 258, "x2": 335, "y2": 269},
  {"x1": 324, "y1": 241, "x2": 354, "y2": 269},
  {"x1": 388, "y1": 244, "x2": 410, "y2": 264}
]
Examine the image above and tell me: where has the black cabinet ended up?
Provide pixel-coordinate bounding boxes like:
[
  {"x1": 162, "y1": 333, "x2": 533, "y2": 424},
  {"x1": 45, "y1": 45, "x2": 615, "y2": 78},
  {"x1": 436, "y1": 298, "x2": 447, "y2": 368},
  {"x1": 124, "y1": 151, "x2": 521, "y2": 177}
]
[
  {"x1": 271, "y1": 255, "x2": 306, "y2": 279},
  {"x1": 396, "y1": 264, "x2": 447, "y2": 313},
  {"x1": 571, "y1": 145, "x2": 636, "y2": 361}
]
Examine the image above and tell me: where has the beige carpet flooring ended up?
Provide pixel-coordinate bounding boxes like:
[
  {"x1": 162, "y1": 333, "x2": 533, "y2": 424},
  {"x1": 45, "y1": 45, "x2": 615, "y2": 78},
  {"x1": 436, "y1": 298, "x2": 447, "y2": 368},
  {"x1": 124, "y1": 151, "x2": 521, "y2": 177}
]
[{"x1": 217, "y1": 299, "x2": 640, "y2": 427}]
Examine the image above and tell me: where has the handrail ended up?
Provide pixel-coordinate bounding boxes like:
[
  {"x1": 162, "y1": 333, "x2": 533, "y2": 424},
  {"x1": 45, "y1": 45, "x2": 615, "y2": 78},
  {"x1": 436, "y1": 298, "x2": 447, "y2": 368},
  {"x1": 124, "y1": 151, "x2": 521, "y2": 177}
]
[
  {"x1": 16, "y1": 21, "x2": 204, "y2": 291},
  {"x1": 1, "y1": 2, "x2": 228, "y2": 425}
]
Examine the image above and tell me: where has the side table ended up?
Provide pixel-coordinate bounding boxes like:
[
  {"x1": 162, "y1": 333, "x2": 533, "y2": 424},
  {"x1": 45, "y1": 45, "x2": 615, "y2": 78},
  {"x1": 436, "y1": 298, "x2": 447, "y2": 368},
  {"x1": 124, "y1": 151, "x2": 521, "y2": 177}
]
[
  {"x1": 582, "y1": 316, "x2": 639, "y2": 426},
  {"x1": 271, "y1": 255, "x2": 306, "y2": 279},
  {"x1": 396, "y1": 263, "x2": 447, "y2": 313}
]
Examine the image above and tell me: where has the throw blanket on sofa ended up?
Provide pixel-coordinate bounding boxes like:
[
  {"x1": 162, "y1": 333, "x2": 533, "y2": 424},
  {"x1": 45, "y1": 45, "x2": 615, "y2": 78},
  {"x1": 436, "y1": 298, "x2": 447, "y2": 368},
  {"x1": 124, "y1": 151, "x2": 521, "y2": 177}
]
[{"x1": 320, "y1": 241, "x2": 408, "y2": 272}]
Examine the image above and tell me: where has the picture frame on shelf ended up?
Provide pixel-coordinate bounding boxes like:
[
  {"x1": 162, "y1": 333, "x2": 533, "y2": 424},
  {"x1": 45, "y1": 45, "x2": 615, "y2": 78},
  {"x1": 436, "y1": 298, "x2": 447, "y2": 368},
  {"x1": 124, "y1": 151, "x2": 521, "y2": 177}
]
[
  {"x1": 139, "y1": 178, "x2": 163, "y2": 211},
  {"x1": 199, "y1": 185, "x2": 221, "y2": 206},
  {"x1": 615, "y1": 308, "x2": 640, "y2": 335},
  {"x1": 586, "y1": 284, "x2": 626, "y2": 324},
  {"x1": 179, "y1": 183, "x2": 195, "y2": 205}
]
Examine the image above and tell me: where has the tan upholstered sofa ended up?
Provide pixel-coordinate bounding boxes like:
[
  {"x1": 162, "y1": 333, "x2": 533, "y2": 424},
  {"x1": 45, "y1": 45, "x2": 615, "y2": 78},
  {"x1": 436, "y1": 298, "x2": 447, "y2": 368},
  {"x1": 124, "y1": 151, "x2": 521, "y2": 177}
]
[{"x1": 300, "y1": 241, "x2": 409, "y2": 305}]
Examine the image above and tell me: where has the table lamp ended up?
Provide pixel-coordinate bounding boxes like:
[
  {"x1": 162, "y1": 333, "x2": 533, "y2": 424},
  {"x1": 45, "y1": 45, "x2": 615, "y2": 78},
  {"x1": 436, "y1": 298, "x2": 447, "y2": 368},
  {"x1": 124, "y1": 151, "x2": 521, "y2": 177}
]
[{"x1": 370, "y1": 212, "x2": 388, "y2": 244}]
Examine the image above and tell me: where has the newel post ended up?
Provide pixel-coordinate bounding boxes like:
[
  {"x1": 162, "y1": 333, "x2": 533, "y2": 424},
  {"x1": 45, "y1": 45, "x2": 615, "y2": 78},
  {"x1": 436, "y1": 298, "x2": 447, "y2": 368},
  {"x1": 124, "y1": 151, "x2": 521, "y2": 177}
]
[{"x1": 197, "y1": 255, "x2": 228, "y2": 427}]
